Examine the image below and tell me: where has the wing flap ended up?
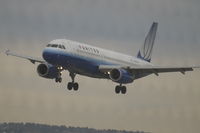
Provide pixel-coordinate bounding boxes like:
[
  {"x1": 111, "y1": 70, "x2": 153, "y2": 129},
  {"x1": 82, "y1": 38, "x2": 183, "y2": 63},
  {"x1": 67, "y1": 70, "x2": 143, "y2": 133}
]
[
  {"x1": 99, "y1": 64, "x2": 199, "y2": 75},
  {"x1": 131, "y1": 67, "x2": 193, "y2": 75}
]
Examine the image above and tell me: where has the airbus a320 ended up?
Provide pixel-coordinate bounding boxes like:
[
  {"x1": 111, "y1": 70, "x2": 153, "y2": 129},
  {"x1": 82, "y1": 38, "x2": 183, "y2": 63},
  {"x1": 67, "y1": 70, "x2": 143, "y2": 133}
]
[{"x1": 6, "y1": 22, "x2": 199, "y2": 94}]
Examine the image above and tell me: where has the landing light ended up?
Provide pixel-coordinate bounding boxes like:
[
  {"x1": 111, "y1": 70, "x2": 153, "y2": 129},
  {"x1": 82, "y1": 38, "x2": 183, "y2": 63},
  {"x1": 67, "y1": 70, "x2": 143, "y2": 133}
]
[{"x1": 58, "y1": 66, "x2": 63, "y2": 70}]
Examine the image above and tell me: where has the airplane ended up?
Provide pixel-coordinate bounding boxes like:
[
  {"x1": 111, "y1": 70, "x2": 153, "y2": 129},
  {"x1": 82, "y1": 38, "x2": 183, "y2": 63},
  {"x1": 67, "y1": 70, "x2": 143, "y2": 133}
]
[{"x1": 5, "y1": 22, "x2": 200, "y2": 94}]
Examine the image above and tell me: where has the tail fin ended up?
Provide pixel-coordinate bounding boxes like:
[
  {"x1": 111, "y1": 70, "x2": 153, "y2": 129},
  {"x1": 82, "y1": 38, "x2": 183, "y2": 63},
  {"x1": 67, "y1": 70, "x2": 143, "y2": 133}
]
[{"x1": 137, "y1": 22, "x2": 158, "y2": 62}]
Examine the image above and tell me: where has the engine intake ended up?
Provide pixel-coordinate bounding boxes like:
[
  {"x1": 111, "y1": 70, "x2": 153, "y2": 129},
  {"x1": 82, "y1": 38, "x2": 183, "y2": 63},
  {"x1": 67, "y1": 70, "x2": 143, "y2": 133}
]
[
  {"x1": 109, "y1": 68, "x2": 134, "y2": 84},
  {"x1": 37, "y1": 63, "x2": 59, "y2": 79}
]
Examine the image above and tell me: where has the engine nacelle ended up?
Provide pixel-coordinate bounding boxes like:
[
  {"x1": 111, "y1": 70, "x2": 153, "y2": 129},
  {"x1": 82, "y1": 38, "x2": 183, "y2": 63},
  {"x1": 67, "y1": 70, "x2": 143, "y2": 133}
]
[
  {"x1": 109, "y1": 68, "x2": 134, "y2": 84},
  {"x1": 37, "y1": 63, "x2": 59, "y2": 79}
]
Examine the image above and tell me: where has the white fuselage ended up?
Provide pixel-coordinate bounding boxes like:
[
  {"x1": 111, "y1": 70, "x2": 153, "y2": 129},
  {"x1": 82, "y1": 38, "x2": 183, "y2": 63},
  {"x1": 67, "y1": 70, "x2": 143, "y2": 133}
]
[{"x1": 42, "y1": 39, "x2": 153, "y2": 79}]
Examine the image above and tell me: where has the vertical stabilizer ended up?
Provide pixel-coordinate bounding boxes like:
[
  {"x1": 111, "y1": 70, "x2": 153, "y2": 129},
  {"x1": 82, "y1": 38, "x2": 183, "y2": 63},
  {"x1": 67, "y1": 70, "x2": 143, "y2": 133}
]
[{"x1": 137, "y1": 22, "x2": 158, "y2": 62}]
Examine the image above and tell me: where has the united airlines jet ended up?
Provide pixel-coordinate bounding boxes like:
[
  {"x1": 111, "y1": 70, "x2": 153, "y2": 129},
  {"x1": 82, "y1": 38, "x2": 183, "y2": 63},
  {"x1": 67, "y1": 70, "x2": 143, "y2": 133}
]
[{"x1": 6, "y1": 22, "x2": 199, "y2": 94}]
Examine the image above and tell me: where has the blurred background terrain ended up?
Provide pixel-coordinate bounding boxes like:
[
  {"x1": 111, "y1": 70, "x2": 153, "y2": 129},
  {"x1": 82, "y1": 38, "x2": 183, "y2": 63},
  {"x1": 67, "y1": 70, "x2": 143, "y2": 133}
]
[
  {"x1": 0, "y1": 0, "x2": 200, "y2": 133},
  {"x1": 0, "y1": 123, "x2": 146, "y2": 133}
]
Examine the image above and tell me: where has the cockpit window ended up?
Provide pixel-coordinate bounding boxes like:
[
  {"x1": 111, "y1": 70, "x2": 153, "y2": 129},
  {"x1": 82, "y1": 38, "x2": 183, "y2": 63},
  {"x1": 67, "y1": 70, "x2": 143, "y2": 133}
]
[
  {"x1": 51, "y1": 44, "x2": 58, "y2": 48},
  {"x1": 62, "y1": 45, "x2": 66, "y2": 49},
  {"x1": 47, "y1": 44, "x2": 66, "y2": 49}
]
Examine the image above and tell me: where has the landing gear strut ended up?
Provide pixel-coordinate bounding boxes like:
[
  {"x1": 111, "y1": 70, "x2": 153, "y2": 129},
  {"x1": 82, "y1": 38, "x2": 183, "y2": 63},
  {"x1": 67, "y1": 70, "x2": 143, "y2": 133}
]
[
  {"x1": 55, "y1": 66, "x2": 63, "y2": 83},
  {"x1": 115, "y1": 84, "x2": 127, "y2": 94},
  {"x1": 67, "y1": 72, "x2": 79, "y2": 91},
  {"x1": 55, "y1": 73, "x2": 62, "y2": 83}
]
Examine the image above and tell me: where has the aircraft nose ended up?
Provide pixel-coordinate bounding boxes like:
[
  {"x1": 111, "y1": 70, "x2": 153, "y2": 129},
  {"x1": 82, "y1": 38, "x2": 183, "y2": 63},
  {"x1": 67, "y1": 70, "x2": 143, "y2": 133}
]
[
  {"x1": 42, "y1": 48, "x2": 58, "y2": 64},
  {"x1": 43, "y1": 48, "x2": 51, "y2": 62}
]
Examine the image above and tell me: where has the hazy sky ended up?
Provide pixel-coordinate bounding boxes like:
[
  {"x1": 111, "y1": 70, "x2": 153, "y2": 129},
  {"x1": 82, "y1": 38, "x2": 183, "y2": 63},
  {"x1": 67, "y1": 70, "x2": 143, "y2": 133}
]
[{"x1": 0, "y1": 0, "x2": 200, "y2": 133}]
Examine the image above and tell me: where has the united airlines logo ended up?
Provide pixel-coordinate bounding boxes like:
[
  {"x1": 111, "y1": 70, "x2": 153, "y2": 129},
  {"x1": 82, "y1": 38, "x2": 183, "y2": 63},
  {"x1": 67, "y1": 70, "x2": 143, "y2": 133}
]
[{"x1": 137, "y1": 22, "x2": 157, "y2": 62}]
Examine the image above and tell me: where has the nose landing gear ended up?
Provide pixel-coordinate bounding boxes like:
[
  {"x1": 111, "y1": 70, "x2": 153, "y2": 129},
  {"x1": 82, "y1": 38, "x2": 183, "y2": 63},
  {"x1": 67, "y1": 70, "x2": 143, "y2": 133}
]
[
  {"x1": 55, "y1": 66, "x2": 63, "y2": 83},
  {"x1": 55, "y1": 77, "x2": 62, "y2": 83},
  {"x1": 55, "y1": 72, "x2": 62, "y2": 83}
]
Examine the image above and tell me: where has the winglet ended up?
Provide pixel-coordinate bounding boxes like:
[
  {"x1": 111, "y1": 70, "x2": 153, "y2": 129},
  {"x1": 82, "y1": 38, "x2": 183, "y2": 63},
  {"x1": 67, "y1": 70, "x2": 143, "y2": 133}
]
[{"x1": 5, "y1": 49, "x2": 10, "y2": 56}]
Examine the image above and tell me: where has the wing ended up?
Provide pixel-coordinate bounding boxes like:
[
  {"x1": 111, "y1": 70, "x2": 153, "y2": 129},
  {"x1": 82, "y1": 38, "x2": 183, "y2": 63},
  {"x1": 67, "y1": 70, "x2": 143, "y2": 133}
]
[
  {"x1": 99, "y1": 65, "x2": 200, "y2": 76},
  {"x1": 129, "y1": 66, "x2": 197, "y2": 76},
  {"x1": 5, "y1": 49, "x2": 45, "y2": 64}
]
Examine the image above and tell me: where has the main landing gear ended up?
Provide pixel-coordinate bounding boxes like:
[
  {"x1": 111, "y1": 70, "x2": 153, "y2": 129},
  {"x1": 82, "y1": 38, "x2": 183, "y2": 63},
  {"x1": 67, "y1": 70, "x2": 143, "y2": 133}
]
[
  {"x1": 115, "y1": 84, "x2": 127, "y2": 94},
  {"x1": 67, "y1": 73, "x2": 79, "y2": 91},
  {"x1": 54, "y1": 69, "x2": 127, "y2": 94}
]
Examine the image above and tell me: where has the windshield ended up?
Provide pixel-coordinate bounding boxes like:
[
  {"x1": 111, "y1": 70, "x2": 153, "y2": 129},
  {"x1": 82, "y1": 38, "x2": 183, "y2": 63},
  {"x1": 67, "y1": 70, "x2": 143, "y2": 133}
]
[{"x1": 46, "y1": 44, "x2": 65, "y2": 49}]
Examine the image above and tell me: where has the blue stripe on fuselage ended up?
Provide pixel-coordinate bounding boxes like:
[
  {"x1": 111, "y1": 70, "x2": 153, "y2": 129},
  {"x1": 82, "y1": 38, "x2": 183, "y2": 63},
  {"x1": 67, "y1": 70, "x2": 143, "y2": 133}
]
[{"x1": 42, "y1": 48, "x2": 114, "y2": 78}]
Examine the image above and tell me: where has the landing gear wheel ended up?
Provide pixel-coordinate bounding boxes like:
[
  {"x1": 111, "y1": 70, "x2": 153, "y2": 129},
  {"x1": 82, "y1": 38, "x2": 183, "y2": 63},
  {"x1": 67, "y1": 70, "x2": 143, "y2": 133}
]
[
  {"x1": 115, "y1": 86, "x2": 120, "y2": 94},
  {"x1": 73, "y1": 83, "x2": 79, "y2": 91},
  {"x1": 121, "y1": 86, "x2": 127, "y2": 94},
  {"x1": 58, "y1": 78, "x2": 62, "y2": 83},
  {"x1": 55, "y1": 77, "x2": 62, "y2": 83},
  {"x1": 115, "y1": 85, "x2": 127, "y2": 94},
  {"x1": 55, "y1": 71, "x2": 62, "y2": 83},
  {"x1": 67, "y1": 72, "x2": 79, "y2": 91},
  {"x1": 67, "y1": 82, "x2": 73, "y2": 90}
]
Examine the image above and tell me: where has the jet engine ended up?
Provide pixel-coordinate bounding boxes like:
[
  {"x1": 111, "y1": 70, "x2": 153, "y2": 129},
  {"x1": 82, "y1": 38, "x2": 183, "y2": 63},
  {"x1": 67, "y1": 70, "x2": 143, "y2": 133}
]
[
  {"x1": 37, "y1": 63, "x2": 59, "y2": 79},
  {"x1": 109, "y1": 68, "x2": 134, "y2": 84}
]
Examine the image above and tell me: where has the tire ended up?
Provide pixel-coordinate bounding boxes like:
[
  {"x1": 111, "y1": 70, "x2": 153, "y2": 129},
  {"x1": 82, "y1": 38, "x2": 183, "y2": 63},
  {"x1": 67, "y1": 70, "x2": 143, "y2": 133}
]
[
  {"x1": 58, "y1": 78, "x2": 62, "y2": 83},
  {"x1": 121, "y1": 86, "x2": 127, "y2": 94},
  {"x1": 115, "y1": 86, "x2": 120, "y2": 94},
  {"x1": 73, "y1": 83, "x2": 79, "y2": 91},
  {"x1": 67, "y1": 82, "x2": 73, "y2": 90}
]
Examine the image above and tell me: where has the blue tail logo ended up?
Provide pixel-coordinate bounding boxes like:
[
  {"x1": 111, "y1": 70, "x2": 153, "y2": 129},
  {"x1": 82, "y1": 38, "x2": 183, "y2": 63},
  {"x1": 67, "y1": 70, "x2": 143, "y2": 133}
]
[{"x1": 137, "y1": 22, "x2": 158, "y2": 62}]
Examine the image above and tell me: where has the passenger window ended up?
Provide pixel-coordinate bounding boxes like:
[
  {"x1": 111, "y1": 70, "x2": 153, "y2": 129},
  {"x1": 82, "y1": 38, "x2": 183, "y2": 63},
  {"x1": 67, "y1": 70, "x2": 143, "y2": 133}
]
[
  {"x1": 94, "y1": 49, "x2": 98, "y2": 53},
  {"x1": 62, "y1": 45, "x2": 66, "y2": 49}
]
